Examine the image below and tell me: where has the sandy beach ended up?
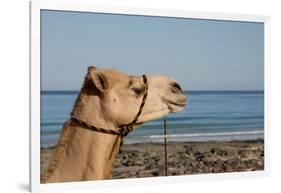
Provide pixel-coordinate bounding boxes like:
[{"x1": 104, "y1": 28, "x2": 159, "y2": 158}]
[{"x1": 41, "y1": 139, "x2": 264, "y2": 179}]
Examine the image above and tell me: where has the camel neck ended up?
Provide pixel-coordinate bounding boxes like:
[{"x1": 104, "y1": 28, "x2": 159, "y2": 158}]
[
  {"x1": 42, "y1": 122, "x2": 121, "y2": 183},
  {"x1": 42, "y1": 88, "x2": 123, "y2": 183}
]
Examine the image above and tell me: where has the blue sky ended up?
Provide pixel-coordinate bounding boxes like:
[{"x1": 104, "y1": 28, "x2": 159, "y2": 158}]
[{"x1": 41, "y1": 10, "x2": 264, "y2": 91}]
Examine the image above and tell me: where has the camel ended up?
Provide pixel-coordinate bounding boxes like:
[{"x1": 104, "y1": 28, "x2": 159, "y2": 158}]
[{"x1": 41, "y1": 66, "x2": 187, "y2": 183}]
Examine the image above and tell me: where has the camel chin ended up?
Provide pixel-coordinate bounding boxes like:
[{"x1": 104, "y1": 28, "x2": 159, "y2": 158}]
[{"x1": 135, "y1": 108, "x2": 170, "y2": 126}]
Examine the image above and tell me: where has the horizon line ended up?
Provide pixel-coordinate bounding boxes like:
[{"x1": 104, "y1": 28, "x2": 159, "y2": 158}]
[{"x1": 41, "y1": 89, "x2": 264, "y2": 92}]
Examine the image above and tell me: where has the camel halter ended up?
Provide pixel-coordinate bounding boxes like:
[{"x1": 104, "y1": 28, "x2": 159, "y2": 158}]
[{"x1": 71, "y1": 74, "x2": 169, "y2": 176}]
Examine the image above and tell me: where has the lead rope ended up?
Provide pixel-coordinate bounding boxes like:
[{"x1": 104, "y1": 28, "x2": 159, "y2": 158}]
[{"x1": 164, "y1": 116, "x2": 168, "y2": 176}]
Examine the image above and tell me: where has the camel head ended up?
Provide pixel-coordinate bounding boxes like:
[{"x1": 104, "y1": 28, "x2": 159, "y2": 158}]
[{"x1": 73, "y1": 66, "x2": 187, "y2": 128}]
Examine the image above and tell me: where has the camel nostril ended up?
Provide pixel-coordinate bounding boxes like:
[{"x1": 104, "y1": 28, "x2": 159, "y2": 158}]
[{"x1": 171, "y1": 82, "x2": 183, "y2": 93}]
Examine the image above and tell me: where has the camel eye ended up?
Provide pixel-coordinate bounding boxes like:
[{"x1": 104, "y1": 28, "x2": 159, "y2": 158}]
[{"x1": 131, "y1": 87, "x2": 144, "y2": 95}]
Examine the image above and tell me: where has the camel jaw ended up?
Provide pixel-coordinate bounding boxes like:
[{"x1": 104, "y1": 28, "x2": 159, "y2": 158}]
[{"x1": 135, "y1": 109, "x2": 170, "y2": 124}]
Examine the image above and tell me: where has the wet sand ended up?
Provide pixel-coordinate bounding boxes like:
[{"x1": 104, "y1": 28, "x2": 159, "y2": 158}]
[{"x1": 41, "y1": 139, "x2": 264, "y2": 179}]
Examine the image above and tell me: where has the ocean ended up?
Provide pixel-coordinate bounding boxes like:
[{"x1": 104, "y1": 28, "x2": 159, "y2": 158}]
[{"x1": 41, "y1": 91, "x2": 264, "y2": 147}]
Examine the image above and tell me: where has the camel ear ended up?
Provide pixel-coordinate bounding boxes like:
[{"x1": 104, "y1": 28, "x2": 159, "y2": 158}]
[
  {"x1": 87, "y1": 65, "x2": 97, "y2": 72},
  {"x1": 87, "y1": 68, "x2": 108, "y2": 92}
]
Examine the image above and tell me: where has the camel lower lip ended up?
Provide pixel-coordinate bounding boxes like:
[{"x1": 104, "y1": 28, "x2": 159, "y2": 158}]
[
  {"x1": 174, "y1": 103, "x2": 186, "y2": 107},
  {"x1": 166, "y1": 100, "x2": 186, "y2": 107}
]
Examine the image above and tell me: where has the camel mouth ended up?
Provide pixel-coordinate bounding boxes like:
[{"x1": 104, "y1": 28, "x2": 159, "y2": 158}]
[
  {"x1": 167, "y1": 103, "x2": 186, "y2": 113},
  {"x1": 163, "y1": 97, "x2": 187, "y2": 113},
  {"x1": 165, "y1": 100, "x2": 186, "y2": 107}
]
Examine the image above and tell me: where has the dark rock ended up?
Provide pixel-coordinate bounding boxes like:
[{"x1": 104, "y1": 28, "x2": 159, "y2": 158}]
[
  {"x1": 194, "y1": 151, "x2": 205, "y2": 162},
  {"x1": 152, "y1": 170, "x2": 160, "y2": 176}
]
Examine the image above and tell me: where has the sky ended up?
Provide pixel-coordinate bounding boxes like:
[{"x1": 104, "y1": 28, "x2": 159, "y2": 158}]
[{"x1": 41, "y1": 10, "x2": 264, "y2": 91}]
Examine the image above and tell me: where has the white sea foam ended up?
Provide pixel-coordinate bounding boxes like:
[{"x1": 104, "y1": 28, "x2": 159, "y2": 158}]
[
  {"x1": 125, "y1": 130, "x2": 264, "y2": 144},
  {"x1": 148, "y1": 130, "x2": 264, "y2": 139}
]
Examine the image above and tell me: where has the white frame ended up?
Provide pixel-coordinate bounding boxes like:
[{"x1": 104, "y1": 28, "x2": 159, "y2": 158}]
[{"x1": 30, "y1": 0, "x2": 271, "y2": 192}]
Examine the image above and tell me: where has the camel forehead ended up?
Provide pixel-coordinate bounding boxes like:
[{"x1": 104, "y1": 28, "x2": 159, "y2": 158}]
[{"x1": 102, "y1": 69, "x2": 131, "y2": 84}]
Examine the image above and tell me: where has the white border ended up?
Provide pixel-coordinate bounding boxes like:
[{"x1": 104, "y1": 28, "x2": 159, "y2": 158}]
[{"x1": 30, "y1": 0, "x2": 270, "y2": 192}]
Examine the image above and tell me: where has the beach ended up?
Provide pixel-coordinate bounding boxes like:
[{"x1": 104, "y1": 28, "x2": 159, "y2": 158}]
[{"x1": 41, "y1": 139, "x2": 264, "y2": 179}]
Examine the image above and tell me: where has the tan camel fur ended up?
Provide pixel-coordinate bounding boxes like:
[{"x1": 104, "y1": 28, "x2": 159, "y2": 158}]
[{"x1": 41, "y1": 66, "x2": 187, "y2": 183}]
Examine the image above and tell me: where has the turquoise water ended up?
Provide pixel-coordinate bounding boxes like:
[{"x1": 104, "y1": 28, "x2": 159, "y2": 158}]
[{"x1": 41, "y1": 91, "x2": 264, "y2": 147}]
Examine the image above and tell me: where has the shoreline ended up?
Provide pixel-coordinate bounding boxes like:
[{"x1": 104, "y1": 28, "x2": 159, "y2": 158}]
[
  {"x1": 41, "y1": 129, "x2": 264, "y2": 148},
  {"x1": 41, "y1": 139, "x2": 264, "y2": 179}
]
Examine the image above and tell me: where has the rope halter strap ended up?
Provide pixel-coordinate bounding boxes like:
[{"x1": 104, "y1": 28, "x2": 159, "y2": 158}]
[{"x1": 70, "y1": 75, "x2": 148, "y2": 158}]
